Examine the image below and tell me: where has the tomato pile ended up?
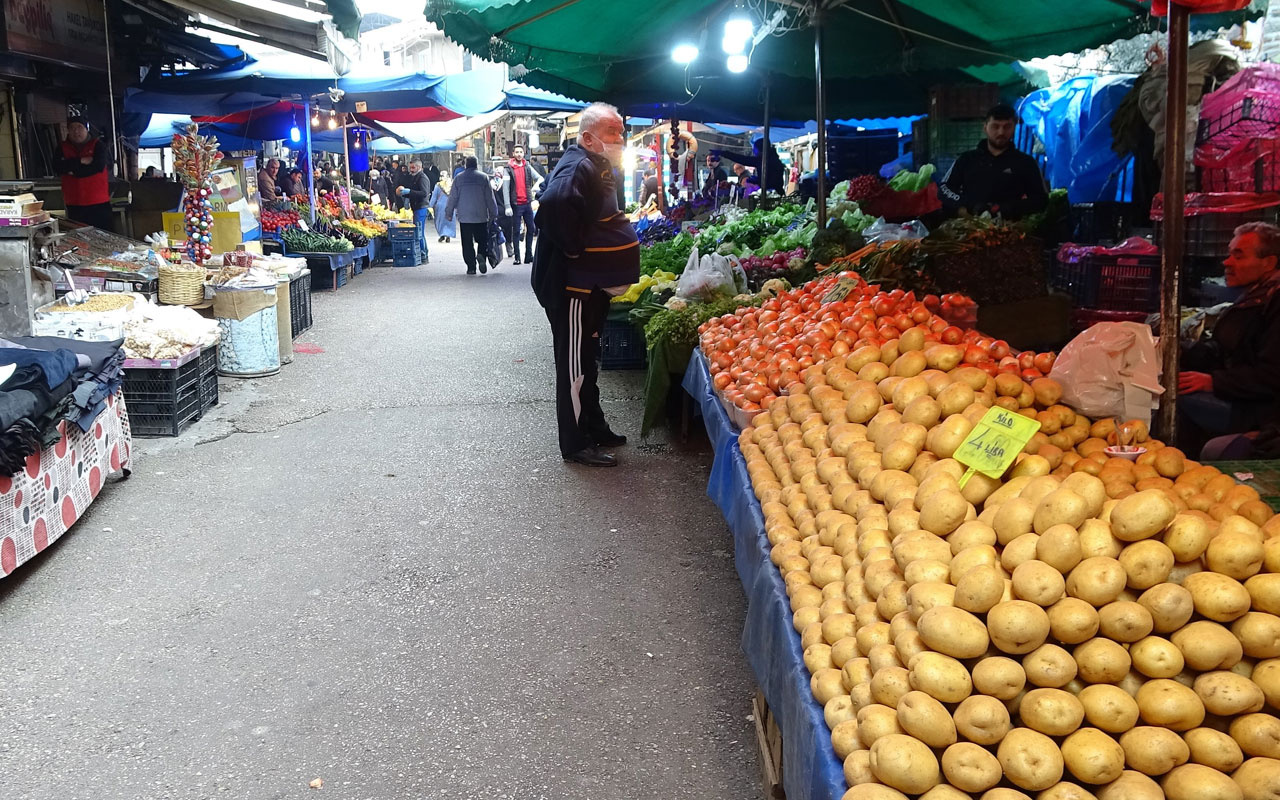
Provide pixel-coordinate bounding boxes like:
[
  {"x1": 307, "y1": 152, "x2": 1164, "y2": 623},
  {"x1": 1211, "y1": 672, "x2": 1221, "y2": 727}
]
[
  {"x1": 700, "y1": 273, "x2": 1057, "y2": 414},
  {"x1": 261, "y1": 208, "x2": 301, "y2": 233}
]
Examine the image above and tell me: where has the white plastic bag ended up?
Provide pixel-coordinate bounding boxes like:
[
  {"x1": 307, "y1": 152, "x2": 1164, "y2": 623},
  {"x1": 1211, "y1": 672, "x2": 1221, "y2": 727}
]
[
  {"x1": 1048, "y1": 322, "x2": 1164, "y2": 427},
  {"x1": 863, "y1": 217, "x2": 929, "y2": 244},
  {"x1": 677, "y1": 249, "x2": 748, "y2": 301}
]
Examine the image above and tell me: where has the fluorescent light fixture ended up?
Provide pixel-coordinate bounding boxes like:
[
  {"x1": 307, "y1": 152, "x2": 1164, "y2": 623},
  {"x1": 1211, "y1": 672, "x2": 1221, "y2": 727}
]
[
  {"x1": 727, "y1": 54, "x2": 749, "y2": 73},
  {"x1": 672, "y1": 43, "x2": 699, "y2": 64},
  {"x1": 725, "y1": 17, "x2": 753, "y2": 44},
  {"x1": 722, "y1": 34, "x2": 745, "y2": 54}
]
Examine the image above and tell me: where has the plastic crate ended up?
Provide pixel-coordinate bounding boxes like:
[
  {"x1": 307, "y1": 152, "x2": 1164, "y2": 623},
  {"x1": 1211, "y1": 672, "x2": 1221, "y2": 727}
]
[
  {"x1": 928, "y1": 83, "x2": 1001, "y2": 121},
  {"x1": 1197, "y1": 94, "x2": 1280, "y2": 150},
  {"x1": 1155, "y1": 204, "x2": 1280, "y2": 261},
  {"x1": 304, "y1": 253, "x2": 351, "y2": 291},
  {"x1": 1051, "y1": 251, "x2": 1161, "y2": 312},
  {"x1": 1197, "y1": 138, "x2": 1280, "y2": 192},
  {"x1": 600, "y1": 318, "x2": 646, "y2": 370},
  {"x1": 289, "y1": 272, "x2": 313, "y2": 337},
  {"x1": 1069, "y1": 203, "x2": 1135, "y2": 245},
  {"x1": 1070, "y1": 308, "x2": 1152, "y2": 334},
  {"x1": 387, "y1": 224, "x2": 417, "y2": 241},
  {"x1": 928, "y1": 119, "x2": 986, "y2": 162},
  {"x1": 199, "y1": 345, "x2": 219, "y2": 412},
  {"x1": 122, "y1": 356, "x2": 204, "y2": 437},
  {"x1": 392, "y1": 240, "x2": 422, "y2": 267}
]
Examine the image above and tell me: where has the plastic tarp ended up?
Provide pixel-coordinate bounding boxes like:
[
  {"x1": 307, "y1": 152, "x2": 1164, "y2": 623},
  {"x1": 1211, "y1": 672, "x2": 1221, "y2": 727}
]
[
  {"x1": 682, "y1": 350, "x2": 846, "y2": 800},
  {"x1": 1019, "y1": 75, "x2": 1137, "y2": 203},
  {"x1": 137, "y1": 113, "x2": 404, "y2": 152}
]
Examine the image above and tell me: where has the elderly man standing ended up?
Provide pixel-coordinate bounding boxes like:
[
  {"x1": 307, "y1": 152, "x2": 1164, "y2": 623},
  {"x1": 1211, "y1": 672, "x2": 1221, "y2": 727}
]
[
  {"x1": 257, "y1": 158, "x2": 280, "y2": 204},
  {"x1": 531, "y1": 102, "x2": 637, "y2": 467},
  {"x1": 1179, "y1": 221, "x2": 1280, "y2": 454}
]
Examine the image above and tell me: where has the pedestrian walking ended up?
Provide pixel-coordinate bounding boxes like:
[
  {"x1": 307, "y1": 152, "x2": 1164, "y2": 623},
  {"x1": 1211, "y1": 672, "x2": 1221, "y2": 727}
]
[
  {"x1": 56, "y1": 116, "x2": 112, "y2": 230},
  {"x1": 508, "y1": 145, "x2": 543, "y2": 264},
  {"x1": 444, "y1": 157, "x2": 498, "y2": 275},
  {"x1": 397, "y1": 159, "x2": 432, "y2": 261},
  {"x1": 530, "y1": 102, "x2": 636, "y2": 467},
  {"x1": 491, "y1": 165, "x2": 515, "y2": 258},
  {"x1": 368, "y1": 169, "x2": 393, "y2": 207},
  {"x1": 430, "y1": 176, "x2": 456, "y2": 242}
]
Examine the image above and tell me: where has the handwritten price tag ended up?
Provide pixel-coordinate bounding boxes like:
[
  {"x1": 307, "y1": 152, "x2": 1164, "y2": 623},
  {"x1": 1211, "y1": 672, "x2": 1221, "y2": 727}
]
[
  {"x1": 821, "y1": 275, "x2": 859, "y2": 304},
  {"x1": 956, "y1": 407, "x2": 1042, "y2": 483}
]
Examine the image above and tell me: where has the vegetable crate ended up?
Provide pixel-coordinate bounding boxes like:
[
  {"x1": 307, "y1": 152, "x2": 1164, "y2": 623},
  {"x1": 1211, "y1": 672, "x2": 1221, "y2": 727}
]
[
  {"x1": 1197, "y1": 138, "x2": 1280, "y2": 193},
  {"x1": 1051, "y1": 250, "x2": 1161, "y2": 313},
  {"x1": 289, "y1": 272, "x2": 313, "y2": 338},
  {"x1": 387, "y1": 224, "x2": 417, "y2": 241},
  {"x1": 1069, "y1": 203, "x2": 1136, "y2": 246},
  {"x1": 303, "y1": 252, "x2": 354, "y2": 291},
  {"x1": 122, "y1": 348, "x2": 205, "y2": 437},
  {"x1": 392, "y1": 239, "x2": 422, "y2": 267},
  {"x1": 600, "y1": 318, "x2": 646, "y2": 370},
  {"x1": 199, "y1": 345, "x2": 219, "y2": 413},
  {"x1": 1196, "y1": 94, "x2": 1280, "y2": 150},
  {"x1": 351, "y1": 245, "x2": 366, "y2": 276},
  {"x1": 1069, "y1": 307, "x2": 1151, "y2": 335}
]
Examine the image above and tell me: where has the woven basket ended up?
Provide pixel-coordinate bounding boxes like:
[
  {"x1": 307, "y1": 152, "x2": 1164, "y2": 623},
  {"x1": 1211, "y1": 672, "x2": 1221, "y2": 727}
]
[{"x1": 159, "y1": 264, "x2": 206, "y2": 305}]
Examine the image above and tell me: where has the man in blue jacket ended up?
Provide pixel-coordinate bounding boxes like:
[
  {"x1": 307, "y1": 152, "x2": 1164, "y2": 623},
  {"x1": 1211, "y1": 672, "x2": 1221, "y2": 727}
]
[{"x1": 531, "y1": 102, "x2": 638, "y2": 467}]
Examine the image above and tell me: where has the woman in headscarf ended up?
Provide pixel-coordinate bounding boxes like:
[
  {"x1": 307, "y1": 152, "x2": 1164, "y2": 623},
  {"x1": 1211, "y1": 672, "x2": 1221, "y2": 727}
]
[{"x1": 430, "y1": 175, "x2": 456, "y2": 242}]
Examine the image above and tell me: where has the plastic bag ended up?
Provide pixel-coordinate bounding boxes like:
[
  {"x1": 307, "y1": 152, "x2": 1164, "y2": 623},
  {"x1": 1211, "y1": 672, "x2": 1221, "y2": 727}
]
[
  {"x1": 863, "y1": 217, "x2": 929, "y2": 244},
  {"x1": 676, "y1": 248, "x2": 748, "y2": 301},
  {"x1": 1049, "y1": 322, "x2": 1164, "y2": 427},
  {"x1": 1150, "y1": 191, "x2": 1280, "y2": 220}
]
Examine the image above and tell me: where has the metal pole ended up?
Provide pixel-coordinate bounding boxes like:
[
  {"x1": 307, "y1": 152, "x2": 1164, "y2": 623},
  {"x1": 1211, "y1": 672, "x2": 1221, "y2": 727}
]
[
  {"x1": 303, "y1": 99, "x2": 316, "y2": 225},
  {"x1": 814, "y1": 5, "x2": 828, "y2": 229},
  {"x1": 761, "y1": 75, "x2": 772, "y2": 208},
  {"x1": 1157, "y1": 4, "x2": 1190, "y2": 443},
  {"x1": 102, "y1": 0, "x2": 122, "y2": 178},
  {"x1": 342, "y1": 114, "x2": 352, "y2": 194}
]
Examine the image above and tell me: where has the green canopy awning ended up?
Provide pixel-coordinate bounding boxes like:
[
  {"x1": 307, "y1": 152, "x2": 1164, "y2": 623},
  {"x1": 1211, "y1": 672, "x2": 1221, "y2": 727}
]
[{"x1": 424, "y1": 0, "x2": 1258, "y2": 122}]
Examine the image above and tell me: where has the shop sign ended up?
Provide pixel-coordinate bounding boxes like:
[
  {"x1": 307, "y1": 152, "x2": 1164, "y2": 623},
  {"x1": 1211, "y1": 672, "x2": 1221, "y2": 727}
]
[{"x1": 4, "y1": 0, "x2": 108, "y2": 71}]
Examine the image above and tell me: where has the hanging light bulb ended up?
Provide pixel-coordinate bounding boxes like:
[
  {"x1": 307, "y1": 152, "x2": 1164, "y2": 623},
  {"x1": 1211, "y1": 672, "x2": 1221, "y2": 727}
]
[
  {"x1": 328, "y1": 109, "x2": 338, "y2": 130},
  {"x1": 353, "y1": 129, "x2": 362, "y2": 149},
  {"x1": 311, "y1": 107, "x2": 320, "y2": 126}
]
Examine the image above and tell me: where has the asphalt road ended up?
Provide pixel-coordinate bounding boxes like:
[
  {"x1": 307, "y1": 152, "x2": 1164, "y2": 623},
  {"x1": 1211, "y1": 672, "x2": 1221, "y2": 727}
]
[{"x1": 0, "y1": 242, "x2": 761, "y2": 799}]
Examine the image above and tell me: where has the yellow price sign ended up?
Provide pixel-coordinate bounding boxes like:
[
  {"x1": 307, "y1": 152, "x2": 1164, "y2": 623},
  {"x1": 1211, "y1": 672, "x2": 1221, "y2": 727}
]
[
  {"x1": 955, "y1": 407, "x2": 1042, "y2": 485},
  {"x1": 821, "y1": 275, "x2": 860, "y2": 304}
]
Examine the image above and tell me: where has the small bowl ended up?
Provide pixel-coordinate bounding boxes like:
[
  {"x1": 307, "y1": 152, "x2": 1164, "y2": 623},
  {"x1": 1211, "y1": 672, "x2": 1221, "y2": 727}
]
[{"x1": 1104, "y1": 445, "x2": 1147, "y2": 462}]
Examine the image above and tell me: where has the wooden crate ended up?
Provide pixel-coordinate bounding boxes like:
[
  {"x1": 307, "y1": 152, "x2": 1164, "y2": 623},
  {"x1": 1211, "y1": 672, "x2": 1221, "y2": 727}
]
[{"x1": 752, "y1": 689, "x2": 786, "y2": 800}]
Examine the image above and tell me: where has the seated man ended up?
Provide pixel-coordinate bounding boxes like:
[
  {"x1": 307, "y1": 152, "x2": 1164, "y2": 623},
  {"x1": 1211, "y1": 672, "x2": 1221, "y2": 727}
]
[{"x1": 1179, "y1": 221, "x2": 1280, "y2": 454}]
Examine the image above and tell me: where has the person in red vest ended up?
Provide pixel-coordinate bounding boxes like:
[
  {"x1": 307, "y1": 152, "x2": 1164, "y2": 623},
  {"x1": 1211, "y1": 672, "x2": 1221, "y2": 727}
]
[
  {"x1": 507, "y1": 145, "x2": 544, "y2": 264},
  {"x1": 56, "y1": 117, "x2": 112, "y2": 230}
]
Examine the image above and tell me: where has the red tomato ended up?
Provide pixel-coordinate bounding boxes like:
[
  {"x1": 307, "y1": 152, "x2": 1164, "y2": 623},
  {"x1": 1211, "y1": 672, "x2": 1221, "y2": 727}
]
[
  {"x1": 941, "y1": 326, "x2": 964, "y2": 345},
  {"x1": 922, "y1": 294, "x2": 941, "y2": 311},
  {"x1": 1021, "y1": 368, "x2": 1044, "y2": 381},
  {"x1": 1034, "y1": 352, "x2": 1056, "y2": 373},
  {"x1": 988, "y1": 339, "x2": 1011, "y2": 360},
  {"x1": 872, "y1": 298, "x2": 896, "y2": 317},
  {"x1": 893, "y1": 313, "x2": 914, "y2": 331},
  {"x1": 963, "y1": 345, "x2": 987, "y2": 365},
  {"x1": 978, "y1": 362, "x2": 999, "y2": 376},
  {"x1": 910, "y1": 305, "x2": 932, "y2": 324}
]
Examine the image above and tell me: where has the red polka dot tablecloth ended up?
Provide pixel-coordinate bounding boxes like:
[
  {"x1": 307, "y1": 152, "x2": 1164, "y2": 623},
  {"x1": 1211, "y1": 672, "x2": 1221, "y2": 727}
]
[{"x1": 0, "y1": 392, "x2": 132, "y2": 579}]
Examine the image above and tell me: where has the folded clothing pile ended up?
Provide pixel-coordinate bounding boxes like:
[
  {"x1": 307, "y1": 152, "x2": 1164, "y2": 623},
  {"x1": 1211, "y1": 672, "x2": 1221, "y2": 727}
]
[{"x1": 0, "y1": 336, "x2": 125, "y2": 475}]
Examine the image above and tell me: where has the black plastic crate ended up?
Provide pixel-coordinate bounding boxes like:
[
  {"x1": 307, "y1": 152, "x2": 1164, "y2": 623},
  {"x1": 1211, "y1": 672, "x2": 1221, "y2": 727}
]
[
  {"x1": 289, "y1": 275, "x2": 313, "y2": 338},
  {"x1": 310, "y1": 261, "x2": 348, "y2": 291},
  {"x1": 600, "y1": 318, "x2": 646, "y2": 370},
  {"x1": 1070, "y1": 203, "x2": 1135, "y2": 245},
  {"x1": 199, "y1": 345, "x2": 219, "y2": 412},
  {"x1": 1051, "y1": 252, "x2": 1161, "y2": 313},
  {"x1": 1155, "y1": 204, "x2": 1279, "y2": 260},
  {"x1": 123, "y1": 360, "x2": 204, "y2": 437},
  {"x1": 1070, "y1": 307, "x2": 1152, "y2": 334}
]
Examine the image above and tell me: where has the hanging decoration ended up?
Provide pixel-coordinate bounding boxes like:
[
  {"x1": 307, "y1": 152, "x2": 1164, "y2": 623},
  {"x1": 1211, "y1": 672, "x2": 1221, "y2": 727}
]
[{"x1": 171, "y1": 124, "x2": 223, "y2": 265}]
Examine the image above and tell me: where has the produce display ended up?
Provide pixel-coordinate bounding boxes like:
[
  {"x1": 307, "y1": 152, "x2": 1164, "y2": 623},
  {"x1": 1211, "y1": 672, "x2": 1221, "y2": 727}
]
[
  {"x1": 641, "y1": 232, "x2": 697, "y2": 277},
  {"x1": 340, "y1": 218, "x2": 388, "y2": 238},
  {"x1": 706, "y1": 272, "x2": 1280, "y2": 800},
  {"x1": 261, "y1": 208, "x2": 301, "y2": 233},
  {"x1": 611, "y1": 270, "x2": 678, "y2": 305},
  {"x1": 743, "y1": 247, "x2": 808, "y2": 290},
  {"x1": 281, "y1": 227, "x2": 353, "y2": 254},
  {"x1": 368, "y1": 203, "x2": 412, "y2": 221}
]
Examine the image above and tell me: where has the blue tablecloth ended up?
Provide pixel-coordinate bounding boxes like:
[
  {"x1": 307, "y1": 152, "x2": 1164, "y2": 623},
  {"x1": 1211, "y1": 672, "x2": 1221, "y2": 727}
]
[{"x1": 683, "y1": 350, "x2": 847, "y2": 800}]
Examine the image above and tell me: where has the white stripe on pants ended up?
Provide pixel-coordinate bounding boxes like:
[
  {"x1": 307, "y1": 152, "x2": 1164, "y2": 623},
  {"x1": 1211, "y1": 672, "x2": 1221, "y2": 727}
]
[{"x1": 567, "y1": 296, "x2": 583, "y2": 422}]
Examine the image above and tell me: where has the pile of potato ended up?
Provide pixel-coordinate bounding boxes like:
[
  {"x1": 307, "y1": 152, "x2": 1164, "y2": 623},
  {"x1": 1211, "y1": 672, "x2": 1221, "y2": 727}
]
[{"x1": 737, "y1": 343, "x2": 1280, "y2": 800}]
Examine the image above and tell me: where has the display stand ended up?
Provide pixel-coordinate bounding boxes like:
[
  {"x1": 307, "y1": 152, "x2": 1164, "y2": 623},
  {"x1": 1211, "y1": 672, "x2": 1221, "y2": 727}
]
[
  {"x1": 0, "y1": 393, "x2": 132, "y2": 579},
  {"x1": 683, "y1": 350, "x2": 847, "y2": 800}
]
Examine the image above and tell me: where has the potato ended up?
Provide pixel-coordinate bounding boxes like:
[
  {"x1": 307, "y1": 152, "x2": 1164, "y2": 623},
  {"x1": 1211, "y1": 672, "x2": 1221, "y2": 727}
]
[
  {"x1": 1254, "y1": 658, "x2": 1280, "y2": 710},
  {"x1": 919, "y1": 489, "x2": 969, "y2": 536},
  {"x1": 1024, "y1": 643, "x2": 1078, "y2": 688},
  {"x1": 857, "y1": 703, "x2": 903, "y2": 748},
  {"x1": 1035, "y1": 524, "x2": 1083, "y2": 573},
  {"x1": 1062, "y1": 727, "x2": 1125, "y2": 785},
  {"x1": 988, "y1": 600, "x2": 1052, "y2": 654},
  {"x1": 909, "y1": 651, "x2": 973, "y2": 703},
  {"x1": 1079, "y1": 518, "x2": 1122, "y2": 559},
  {"x1": 917, "y1": 606, "x2": 990, "y2": 659},
  {"x1": 967, "y1": 655, "x2": 1024, "y2": 701},
  {"x1": 1035, "y1": 489, "x2": 1091, "y2": 535},
  {"x1": 942, "y1": 742, "x2": 1002, "y2": 793},
  {"x1": 1079, "y1": 684, "x2": 1140, "y2": 734},
  {"x1": 1039, "y1": 781, "x2": 1099, "y2": 800},
  {"x1": 1121, "y1": 726, "x2": 1191, "y2": 776},
  {"x1": 1002, "y1": 533, "x2": 1043, "y2": 573},
  {"x1": 1067, "y1": 557, "x2": 1127, "y2": 606},
  {"x1": 954, "y1": 564, "x2": 1006, "y2": 614},
  {"x1": 897, "y1": 690, "x2": 956, "y2": 748},
  {"x1": 1136, "y1": 679, "x2": 1206, "y2": 731},
  {"x1": 1130, "y1": 635, "x2": 1185, "y2": 679},
  {"x1": 1164, "y1": 513, "x2": 1214, "y2": 562},
  {"x1": 954, "y1": 694, "x2": 1012, "y2": 746},
  {"x1": 1185, "y1": 727, "x2": 1245, "y2": 772},
  {"x1": 981, "y1": 791, "x2": 1034, "y2": 800},
  {"x1": 1049, "y1": 597, "x2": 1101, "y2": 644},
  {"x1": 996, "y1": 498, "x2": 1039, "y2": 545},
  {"x1": 832, "y1": 719, "x2": 863, "y2": 759},
  {"x1": 1075, "y1": 638, "x2": 1132, "y2": 684},
  {"x1": 1161, "y1": 763, "x2": 1244, "y2": 800},
  {"x1": 1173, "y1": 620, "x2": 1244, "y2": 671},
  {"x1": 826, "y1": 695, "x2": 858, "y2": 730},
  {"x1": 805, "y1": 643, "x2": 836, "y2": 673},
  {"x1": 1020, "y1": 688, "x2": 1085, "y2": 736},
  {"x1": 1246, "y1": 574, "x2": 1280, "y2": 616},
  {"x1": 1204, "y1": 533, "x2": 1266, "y2": 584},
  {"x1": 1013, "y1": 560, "x2": 1067, "y2": 606},
  {"x1": 1232, "y1": 757, "x2": 1280, "y2": 800},
  {"x1": 870, "y1": 666, "x2": 913, "y2": 708},
  {"x1": 1138, "y1": 583, "x2": 1196, "y2": 634},
  {"x1": 870, "y1": 733, "x2": 940, "y2": 794},
  {"x1": 1119, "y1": 540, "x2": 1175, "y2": 590},
  {"x1": 812, "y1": 668, "x2": 848, "y2": 705},
  {"x1": 1098, "y1": 600, "x2": 1154, "y2": 643},
  {"x1": 1232, "y1": 612, "x2": 1280, "y2": 660},
  {"x1": 842, "y1": 784, "x2": 908, "y2": 800},
  {"x1": 1096, "y1": 770, "x2": 1163, "y2": 800},
  {"x1": 1231, "y1": 713, "x2": 1280, "y2": 758},
  {"x1": 998, "y1": 727, "x2": 1064, "y2": 791},
  {"x1": 1111, "y1": 490, "x2": 1178, "y2": 541},
  {"x1": 1195, "y1": 671, "x2": 1267, "y2": 715}
]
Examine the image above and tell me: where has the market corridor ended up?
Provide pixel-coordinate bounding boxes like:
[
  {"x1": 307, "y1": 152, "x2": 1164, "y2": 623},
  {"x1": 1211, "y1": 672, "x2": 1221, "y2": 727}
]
[{"x1": 0, "y1": 246, "x2": 761, "y2": 799}]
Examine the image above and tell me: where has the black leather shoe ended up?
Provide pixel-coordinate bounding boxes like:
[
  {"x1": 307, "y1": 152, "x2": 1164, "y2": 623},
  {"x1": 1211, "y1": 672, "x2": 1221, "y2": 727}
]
[
  {"x1": 479, "y1": 263, "x2": 487, "y2": 274},
  {"x1": 466, "y1": 269, "x2": 476, "y2": 275},
  {"x1": 595, "y1": 431, "x2": 627, "y2": 447},
  {"x1": 563, "y1": 446, "x2": 617, "y2": 467}
]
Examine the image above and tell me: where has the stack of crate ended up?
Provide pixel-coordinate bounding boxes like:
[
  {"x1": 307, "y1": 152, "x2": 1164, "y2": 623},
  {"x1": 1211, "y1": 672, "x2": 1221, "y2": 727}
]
[
  {"x1": 388, "y1": 224, "x2": 421, "y2": 267},
  {"x1": 914, "y1": 84, "x2": 1001, "y2": 176}
]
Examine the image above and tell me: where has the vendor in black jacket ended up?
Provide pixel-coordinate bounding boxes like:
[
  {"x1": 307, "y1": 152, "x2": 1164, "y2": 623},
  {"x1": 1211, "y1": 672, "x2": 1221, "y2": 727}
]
[
  {"x1": 939, "y1": 104, "x2": 1047, "y2": 221},
  {"x1": 531, "y1": 102, "x2": 637, "y2": 468},
  {"x1": 1179, "y1": 222, "x2": 1280, "y2": 452}
]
